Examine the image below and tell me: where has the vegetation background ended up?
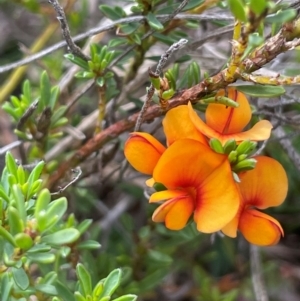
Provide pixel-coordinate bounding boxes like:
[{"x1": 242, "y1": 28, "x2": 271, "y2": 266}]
[{"x1": 0, "y1": 0, "x2": 300, "y2": 300}]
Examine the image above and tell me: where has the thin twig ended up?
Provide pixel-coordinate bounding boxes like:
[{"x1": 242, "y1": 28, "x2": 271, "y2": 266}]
[
  {"x1": 51, "y1": 166, "x2": 82, "y2": 195},
  {"x1": 134, "y1": 38, "x2": 188, "y2": 131},
  {"x1": 0, "y1": 141, "x2": 23, "y2": 156},
  {"x1": 250, "y1": 245, "x2": 269, "y2": 301},
  {"x1": 0, "y1": 14, "x2": 233, "y2": 74},
  {"x1": 48, "y1": 0, "x2": 89, "y2": 61}
]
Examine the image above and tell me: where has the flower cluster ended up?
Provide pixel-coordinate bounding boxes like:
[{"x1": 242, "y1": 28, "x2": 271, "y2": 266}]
[{"x1": 124, "y1": 88, "x2": 288, "y2": 246}]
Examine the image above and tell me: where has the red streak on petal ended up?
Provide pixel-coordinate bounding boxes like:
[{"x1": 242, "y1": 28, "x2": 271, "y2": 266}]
[{"x1": 221, "y1": 89, "x2": 238, "y2": 134}]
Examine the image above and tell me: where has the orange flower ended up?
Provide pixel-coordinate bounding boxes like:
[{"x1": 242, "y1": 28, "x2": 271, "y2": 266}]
[
  {"x1": 149, "y1": 139, "x2": 240, "y2": 232},
  {"x1": 124, "y1": 105, "x2": 207, "y2": 174},
  {"x1": 188, "y1": 88, "x2": 273, "y2": 145},
  {"x1": 222, "y1": 156, "x2": 288, "y2": 246}
]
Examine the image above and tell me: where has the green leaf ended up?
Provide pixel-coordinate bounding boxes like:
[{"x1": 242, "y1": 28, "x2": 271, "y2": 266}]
[
  {"x1": 35, "y1": 284, "x2": 58, "y2": 295},
  {"x1": 0, "y1": 272, "x2": 13, "y2": 301},
  {"x1": 55, "y1": 280, "x2": 76, "y2": 301},
  {"x1": 35, "y1": 188, "x2": 51, "y2": 217},
  {"x1": 99, "y1": 269, "x2": 122, "y2": 298},
  {"x1": 8, "y1": 207, "x2": 24, "y2": 235},
  {"x1": 146, "y1": 12, "x2": 164, "y2": 31},
  {"x1": 266, "y1": 9, "x2": 297, "y2": 24},
  {"x1": 249, "y1": 0, "x2": 267, "y2": 14},
  {"x1": 64, "y1": 54, "x2": 89, "y2": 70},
  {"x1": 26, "y1": 160, "x2": 45, "y2": 200},
  {"x1": 0, "y1": 226, "x2": 16, "y2": 247},
  {"x1": 23, "y1": 80, "x2": 32, "y2": 102},
  {"x1": 77, "y1": 240, "x2": 101, "y2": 250},
  {"x1": 76, "y1": 263, "x2": 92, "y2": 297},
  {"x1": 27, "y1": 252, "x2": 56, "y2": 264},
  {"x1": 11, "y1": 184, "x2": 26, "y2": 225},
  {"x1": 75, "y1": 292, "x2": 86, "y2": 301},
  {"x1": 49, "y1": 86, "x2": 60, "y2": 111},
  {"x1": 227, "y1": 0, "x2": 247, "y2": 22},
  {"x1": 181, "y1": 0, "x2": 205, "y2": 11},
  {"x1": 40, "y1": 71, "x2": 51, "y2": 111},
  {"x1": 5, "y1": 152, "x2": 18, "y2": 179},
  {"x1": 41, "y1": 228, "x2": 80, "y2": 245},
  {"x1": 112, "y1": 295, "x2": 137, "y2": 301},
  {"x1": 26, "y1": 243, "x2": 51, "y2": 254},
  {"x1": 147, "y1": 250, "x2": 173, "y2": 265},
  {"x1": 77, "y1": 219, "x2": 93, "y2": 234},
  {"x1": 12, "y1": 267, "x2": 30, "y2": 290},
  {"x1": 99, "y1": 5, "x2": 125, "y2": 20},
  {"x1": 235, "y1": 85, "x2": 285, "y2": 97}
]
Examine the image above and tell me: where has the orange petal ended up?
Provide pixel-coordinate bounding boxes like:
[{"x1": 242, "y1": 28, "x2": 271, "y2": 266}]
[
  {"x1": 206, "y1": 88, "x2": 252, "y2": 134},
  {"x1": 149, "y1": 190, "x2": 187, "y2": 203},
  {"x1": 124, "y1": 132, "x2": 166, "y2": 175},
  {"x1": 152, "y1": 195, "x2": 194, "y2": 230},
  {"x1": 239, "y1": 156, "x2": 288, "y2": 208},
  {"x1": 221, "y1": 214, "x2": 240, "y2": 238},
  {"x1": 153, "y1": 139, "x2": 227, "y2": 188},
  {"x1": 163, "y1": 105, "x2": 207, "y2": 146},
  {"x1": 227, "y1": 120, "x2": 273, "y2": 142},
  {"x1": 239, "y1": 209, "x2": 284, "y2": 246},
  {"x1": 188, "y1": 102, "x2": 273, "y2": 144},
  {"x1": 193, "y1": 160, "x2": 240, "y2": 233}
]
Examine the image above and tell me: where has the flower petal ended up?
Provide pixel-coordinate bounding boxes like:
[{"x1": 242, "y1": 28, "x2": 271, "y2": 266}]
[
  {"x1": 239, "y1": 156, "x2": 288, "y2": 208},
  {"x1": 227, "y1": 120, "x2": 273, "y2": 142},
  {"x1": 188, "y1": 102, "x2": 273, "y2": 144},
  {"x1": 152, "y1": 195, "x2": 194, "y2": 230},
  {"x1": 206, "y1": 88, "x2": 252, "y2": 134},
  {"x1": 149, "y1": 190, "x2": 187, "y2": 203},
  {"x1": 153, "y1": 139, "x2": 227, "y2": 188},
  {"x1": 163, "y1": 105, "x2": 207, "y2": 146},
  {"x1": 239, "y1": 209, "x2": 284, "y2": 246},
  {"x1": 194, "y1": 160, "x2": 240, "y2": 233},
  {"x1": 221, "y1": 214, "x2": 240, "y2": 238},
  {"x1": 124, "y1": 132, "x2": 166, "y2": 174}
]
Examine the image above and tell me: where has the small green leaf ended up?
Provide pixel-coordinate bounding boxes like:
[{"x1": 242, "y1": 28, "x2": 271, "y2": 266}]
[
  {"x1": 76, "y1": 263, "x2": 92, "y2": 297},
  {"x1": 41, "y1": 228, "x2": 80, "y2": 245},
  {"x1": 99, "y1": 5, "x2": 125, "y2": 20},
  {"x1": 181, "y1": 0, "x2": 205, "y2": 11},
  {"x1": 35, "y1": 188, "x2": 51, "y2": 217},
  {"x1": 27, "y1": 252, "x2": 56, "y2": 264},
  {"x1": 99, "y1": 269, "x2": 122, "y2": 298},
  {"x1": 235, "y1": 85, "x2": 285, "y2": 97},
  {"x1": 146, "y1": 12, "x2": 164, "y2": 31},
  {"x1": 266, "y1": 9, "x2": 297, "y2": 24},
  {"x1": 12, "y1": 267, "x2": 30, "y2": 290},
  {"x1": 35, "y1": 284, "x2": 58, "y2": 295},
  {"x1": 65, "y1": 54, "x2": 89, "y2": 70},
  {"x1": 97, "y1": 77, "x2": 105, "y2": 87},
  {"x1": 249, "y1": 0, "x2": 267, "y2": 14},
  {"x1": 5, "y1": 152, "x2": 18, "y2": 179},
  {"x1": 112, "y1": 295, "x2": 137, "y2": 301},
  {"x1": 77, "y1": 219, "x2": 93, "y2": 234},
  {"x1": 23, "y1": 80, "x2": 32, "y2": 102},
  {"x1": 8, "y1": 207, "x2": 24, "y2": 235},
  {"x1": 49, "y1": 86, "x2": 60, "y2": 111},
  {"x1": 26, "y1": 161, "x2": 45, "y2": 199},
  {"x1": 11, "y1": 184, "x2": 26, "y2": 225},
  {"x1": 0, "y1": 272, "x2": 13, "y2": 301},
  {"x1": 75, "y1": 292, "x2": 86, "y2": 301},
  {"x1": 0, "y1": 226, "x2": 16, "y2": 247},
  {"x1": 26, "y1": 243, "x2": 51, "y2": 254},
  {"x1": 77, "y1": 240, "x2": 101, "y2": 250},
  {"x1": 227, "y1": 0, "x2": 247, "y2": 22},
  {"x1": 55, "y1": 280, "x2": 76, "y2": 301},
  {"x1": 40, "y1": 71, "x2": 51, "y2": 111}
]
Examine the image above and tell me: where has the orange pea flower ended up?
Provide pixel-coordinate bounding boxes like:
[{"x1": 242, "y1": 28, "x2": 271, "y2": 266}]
[
  {"x1": 149, "y1": 139, "x2": 240, "y2": 232},
  {"x1": 188, "y1": 88, "x2": 273, "y2": 145},
  {"x1": 124, "y1": 105, "x2": 207, "y2": 175},
  {"x1": 222, "y1": 156, "x2": 288, "y2": 246}
]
